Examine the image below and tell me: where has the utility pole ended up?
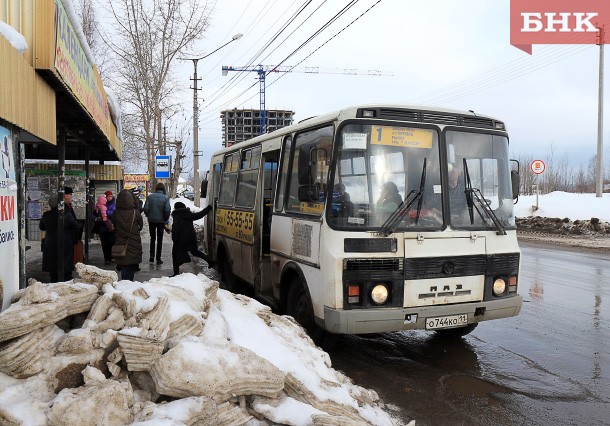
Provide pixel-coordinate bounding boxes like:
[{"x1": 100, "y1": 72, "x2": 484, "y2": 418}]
[
  {"x1": 596, "y1": 25, "x2": 605, "y2": 197},
  {"x1": 189, "y1": 59, "x2": 202, "y2": 206},
  {"x1": 181, "y1": 33, "x2": 243, "y2": 207}
]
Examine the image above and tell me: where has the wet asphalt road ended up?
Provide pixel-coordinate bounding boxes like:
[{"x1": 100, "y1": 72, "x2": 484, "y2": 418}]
[{"x1": 324, "y1": 241, "x2": 610, "y2": 426}]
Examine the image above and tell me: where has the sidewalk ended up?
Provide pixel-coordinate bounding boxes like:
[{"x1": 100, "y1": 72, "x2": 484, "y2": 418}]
[{"x1": 26, "y1": 216, "x2": 219, "y2": 283}]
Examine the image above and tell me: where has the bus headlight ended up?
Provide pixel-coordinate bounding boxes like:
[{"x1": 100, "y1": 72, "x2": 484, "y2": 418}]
[
  {"x1": 493, "y1": 278, "x2": 507, "y2": 296},
  {"x1": 371, "y1": 284, "x2": 389, "y2": 305}
]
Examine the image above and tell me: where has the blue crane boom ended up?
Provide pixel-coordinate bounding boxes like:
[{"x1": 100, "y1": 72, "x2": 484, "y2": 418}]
[{"x1": 221, "y1": 65, "x2": 392, "y2": 134}]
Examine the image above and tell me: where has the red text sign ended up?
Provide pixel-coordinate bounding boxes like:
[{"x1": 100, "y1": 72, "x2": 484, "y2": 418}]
[{"x1": 510, "y1": 0, "x2": 609, "y2": 54}]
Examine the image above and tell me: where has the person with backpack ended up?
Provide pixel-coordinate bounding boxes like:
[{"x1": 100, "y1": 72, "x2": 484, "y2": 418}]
[
  {"x1": 143, "y1": 182, "x2": 171, "y2": 264},
  {"x1": 170, "y1": 202, "x2": 212, "y2": 276}
]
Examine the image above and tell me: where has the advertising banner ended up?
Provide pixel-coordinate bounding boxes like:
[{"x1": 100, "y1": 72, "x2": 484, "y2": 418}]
[
  {"x1": 0, "y1": 126, "x2": 18, "y2": 310},
  {"x1": 54, "y1": 0, "x2": 112, "y2": 138}
]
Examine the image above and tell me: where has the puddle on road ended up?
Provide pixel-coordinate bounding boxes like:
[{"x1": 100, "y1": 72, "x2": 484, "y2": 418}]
[{"x1": 442, "y1": 373, "x2": 512, "y2": 398}]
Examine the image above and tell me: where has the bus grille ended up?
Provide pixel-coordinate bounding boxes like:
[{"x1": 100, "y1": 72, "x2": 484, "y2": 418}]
[
  {"x1": 404, "y1": 255, "x2": 487, "y2": 280},
  {"x1": 344, "y1": 258, "x2": 403, "y2": 271},
  {"x1": 487, "y1": 253, "x2": 520, "y2": 274}
]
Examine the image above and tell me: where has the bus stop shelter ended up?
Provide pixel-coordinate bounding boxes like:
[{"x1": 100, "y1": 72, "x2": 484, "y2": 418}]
[{"x1": 0, "y1": 0, "x2": 122, "y2": 308}]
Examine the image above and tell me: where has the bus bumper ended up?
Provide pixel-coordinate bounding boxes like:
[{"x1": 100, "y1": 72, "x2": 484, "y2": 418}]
[{"x1": 322, "y1": 295, "x2": 523, "y2": 334}]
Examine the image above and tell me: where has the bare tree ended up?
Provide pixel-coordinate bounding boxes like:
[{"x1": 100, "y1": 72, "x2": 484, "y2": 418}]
[
  {"x1": 101, "y1": 0, "x2": 213, "y2": 185},
  {"x1": 73, "y1": 0, "x2": 109, "y2": 77}
]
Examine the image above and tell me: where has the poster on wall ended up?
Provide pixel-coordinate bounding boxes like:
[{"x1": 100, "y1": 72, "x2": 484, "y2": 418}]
[
  {"x1": 0, "y1": 125, "x2": 19, "y2": 310},
  {"x1": 25, "y1": 170, "x2": 87, "y2": 221}
]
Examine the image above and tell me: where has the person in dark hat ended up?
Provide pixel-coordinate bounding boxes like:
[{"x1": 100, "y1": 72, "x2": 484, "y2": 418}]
[
  {"x1": 40, "y1": 195, "x2": 78, "y2": 282},
  {"x1": 63, "y1": 186, "x2": 79, "y2": 240},
  {"x1": 170, "y1": 201, "x2": 213, "y2": 276}
]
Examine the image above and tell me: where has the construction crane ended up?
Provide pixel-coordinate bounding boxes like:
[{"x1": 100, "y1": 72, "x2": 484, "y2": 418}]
[{"x1": 221, "y1": 65, "x2": 393, "y2": 134}]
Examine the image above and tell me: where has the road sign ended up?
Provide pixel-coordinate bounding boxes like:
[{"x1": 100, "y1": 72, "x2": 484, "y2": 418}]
[
  {"x1": 155, "y1": 155, "x2": 171, "y2": 179},
  {"x1": 530, "y1": 159, "x2": 546, "y2": 175}
]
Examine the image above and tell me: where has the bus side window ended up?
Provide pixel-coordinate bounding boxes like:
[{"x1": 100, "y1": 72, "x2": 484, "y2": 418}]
[
  {"x1": 219, "y1": 152, "x2": 240, "y2": 206},
  {"x1": 236, "y1": 146, "x2": 261, "y2": 209},
  {"x1": 275, "y1": 136, "x2": 292, "y2": 212},
  {"x1": 287, "y1": 125, "x2": 334, "y2": 215}
]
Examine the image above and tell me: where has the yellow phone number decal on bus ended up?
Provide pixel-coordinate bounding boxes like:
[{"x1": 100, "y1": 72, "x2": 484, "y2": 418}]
[
  {"x1": 371, "y1": 126, "x2": 433, "y2": 149},
  {"x1": 215, "y1": 208, "x2": 255, "y2": 244}
]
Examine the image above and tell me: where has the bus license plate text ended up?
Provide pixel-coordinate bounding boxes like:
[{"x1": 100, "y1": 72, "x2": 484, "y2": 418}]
[{"x1": 425, "y1": 314, "x2": 468, "y2": 330}]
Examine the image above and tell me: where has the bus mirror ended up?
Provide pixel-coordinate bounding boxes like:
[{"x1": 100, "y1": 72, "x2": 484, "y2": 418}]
[
  {"x1": 201, "y1": 180, "x2": 208, "y2": 198},
  {"x1": 511, "y1": 169, "x2": 520, "y2": 199},
  {"x1": 298, "y1": 185, "x2": 320, "y2": 202},
  {"x1": 298, "y1": 144, "x2": 313, "y2": 185}
]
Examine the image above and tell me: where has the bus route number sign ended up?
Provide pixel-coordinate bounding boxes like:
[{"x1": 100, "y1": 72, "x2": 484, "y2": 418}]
[{"x1": 530, "y1": 160, "x2": 546, "y2": 175}]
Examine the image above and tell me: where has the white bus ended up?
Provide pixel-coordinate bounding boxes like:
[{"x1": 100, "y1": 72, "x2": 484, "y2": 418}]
[{"x1": 204, "y1": 105, "x2": 522, "y2": 340}]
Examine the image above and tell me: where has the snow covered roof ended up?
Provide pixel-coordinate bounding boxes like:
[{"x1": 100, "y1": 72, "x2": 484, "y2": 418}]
[{"x1": 0, "y1": 21, "x2": 28, "y2": 54}]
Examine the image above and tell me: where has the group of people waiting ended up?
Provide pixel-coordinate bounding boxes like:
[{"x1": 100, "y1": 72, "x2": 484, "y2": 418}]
[{"x1": 39, "y1": 182, "x2": 212, "y2": 283}]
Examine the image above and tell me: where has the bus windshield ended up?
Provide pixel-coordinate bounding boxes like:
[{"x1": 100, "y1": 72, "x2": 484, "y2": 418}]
[
  {"x1": 445, "y1": 130, "x2": 516, "y2": 231},
  {"x1": 329, "y1": 123, "x2": 443, "y2": 231},
  {"x1": 329, "y1": 124, "x2": 516, "y2": 232}
]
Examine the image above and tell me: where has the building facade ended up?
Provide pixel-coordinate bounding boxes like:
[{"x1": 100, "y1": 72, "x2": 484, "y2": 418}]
[{"x1": 221, "y1": 109, "x2": 294, "y2": 147}]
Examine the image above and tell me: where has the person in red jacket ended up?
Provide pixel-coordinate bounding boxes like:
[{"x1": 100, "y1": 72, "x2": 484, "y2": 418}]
[{"x1": 170, "y1": 202, "x2": 212, "y2": 276}]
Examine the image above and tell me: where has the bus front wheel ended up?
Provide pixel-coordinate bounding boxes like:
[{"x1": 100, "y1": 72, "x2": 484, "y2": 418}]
[
  {"x1": 218, "y1": 256, "x2": 238, "y2": 293},
  {"x1": 286, "y1": 280, "x2": 325, "y2": 344}
]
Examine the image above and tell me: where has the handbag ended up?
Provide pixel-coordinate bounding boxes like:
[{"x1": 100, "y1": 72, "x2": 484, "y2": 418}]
[
  {"x1": 111, "y1": 212, "x2": 135, "y2": 258},
  {"x1": 111, "y1": 243, "x2": 127, "y2": 258},
  {"x1": 73, "y1": 240, "x2": 85, "y2": 264}
]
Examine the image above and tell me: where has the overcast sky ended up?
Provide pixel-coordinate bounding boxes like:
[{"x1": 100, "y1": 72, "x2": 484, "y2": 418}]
[{"x1": 142, "y1": 0, "x2": 609, "y2": 174}]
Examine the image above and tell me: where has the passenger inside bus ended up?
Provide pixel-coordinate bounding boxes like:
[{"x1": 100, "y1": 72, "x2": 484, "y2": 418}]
[
  {"x1": 331, "y1": 183, "x2": 354, "y2": 218},
  {"x1": 447, "y1": 159, "x2": 469, "y2": 224},
  {"x1": 377, "y1": 181, "x2": 403, "y2": 212}
]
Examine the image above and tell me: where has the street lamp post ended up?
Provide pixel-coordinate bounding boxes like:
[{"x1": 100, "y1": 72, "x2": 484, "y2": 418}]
[{"x1": 184, "y1": 33, "x2": 242, "y2": 207}]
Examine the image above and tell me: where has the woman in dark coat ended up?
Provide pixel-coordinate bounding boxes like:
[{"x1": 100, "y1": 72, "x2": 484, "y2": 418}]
[
  {"x1": 171, "y1": 202, "x2": 212, "y2": 276},
  {"x1": 112, "y1": 189, "x2": 144, "y2": 280},
  {"x1": 39, "y1": 195, "x2": 78, "y2": 282}
]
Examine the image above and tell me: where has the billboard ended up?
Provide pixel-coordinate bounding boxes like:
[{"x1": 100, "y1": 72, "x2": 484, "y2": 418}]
[{"x1": 0, "y1": 126, "x2": 18, "y2": 310}]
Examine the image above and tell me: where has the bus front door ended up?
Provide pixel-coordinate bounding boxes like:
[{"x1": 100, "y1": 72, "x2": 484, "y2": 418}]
[{"x1": 258, "y1": 151, "x2": 279, "y2": 298}]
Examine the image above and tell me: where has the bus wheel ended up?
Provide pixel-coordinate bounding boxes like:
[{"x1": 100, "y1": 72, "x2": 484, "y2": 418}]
[
  {"x1": 219, "y1": 257, "x2": 238, "y2": 293},
  {"x1": 287, "y1": 280, "x2": 326, "y2": 345},
  {"x1": 434, "y1": 323, "x2": 478, "y2": 338}
]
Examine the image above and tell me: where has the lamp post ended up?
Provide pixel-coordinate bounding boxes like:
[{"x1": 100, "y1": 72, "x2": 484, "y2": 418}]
[{"x1": 184, "y1": 33, "x2": 243, "y2": 207}]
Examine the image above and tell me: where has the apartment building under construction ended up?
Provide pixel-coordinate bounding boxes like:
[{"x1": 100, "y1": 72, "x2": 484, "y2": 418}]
[{"x1": 221, "y1": 109, "x2": 295, "y2": 147}]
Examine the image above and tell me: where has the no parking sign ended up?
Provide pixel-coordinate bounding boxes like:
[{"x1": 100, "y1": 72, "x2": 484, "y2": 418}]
[{"x1": 530, "y1": 160, "x2": 545, "y2": 175}]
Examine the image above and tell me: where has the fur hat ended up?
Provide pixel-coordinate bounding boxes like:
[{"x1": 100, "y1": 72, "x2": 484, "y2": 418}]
[
  {"x1": 64, "y1": 186, "x2": 73, "y2": 195},
  {"x1": 48, "y1": 195, "x2": 59, "y2": 209}
]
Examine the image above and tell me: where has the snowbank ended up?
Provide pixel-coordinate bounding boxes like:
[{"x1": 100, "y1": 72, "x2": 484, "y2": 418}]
[
  {"x1": 0, "y1": 266, "x2": 400, "y2": 425},
  {"x1": 515, "y1": 191, "x2": 610, "y2": 222}
]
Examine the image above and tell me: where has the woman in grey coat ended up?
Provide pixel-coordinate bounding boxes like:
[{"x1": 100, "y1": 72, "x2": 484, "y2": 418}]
[{"x1": 113, "y1": 189, "x2": 144, "y2": 280}]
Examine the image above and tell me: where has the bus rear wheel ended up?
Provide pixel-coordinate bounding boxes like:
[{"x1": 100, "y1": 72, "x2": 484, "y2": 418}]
[
  {"x1": 434, "y1": 323, "x2": 478, "y2": 338},
  {"x1": 286, "y1": 280, "x2": 325, "y2": 345}
]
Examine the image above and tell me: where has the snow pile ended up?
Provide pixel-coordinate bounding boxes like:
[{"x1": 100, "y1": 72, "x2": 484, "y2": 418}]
[
  {"x1": 0, "y1": 265, "x2": 399, "y2": 425},
  {"x1": 515, "y1": 191, "x2": 610, "y2": 222},
  {"x1": 0, "y1": 21, "x2": 28, "y2": 54},
  {"x1": 516, "y1": 216, "x2": 610, "y2": 236}
]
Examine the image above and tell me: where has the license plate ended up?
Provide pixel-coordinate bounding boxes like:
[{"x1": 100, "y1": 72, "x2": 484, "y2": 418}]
[{"x1": 425, "y1": 314, "x2": 468, "y2": 330}]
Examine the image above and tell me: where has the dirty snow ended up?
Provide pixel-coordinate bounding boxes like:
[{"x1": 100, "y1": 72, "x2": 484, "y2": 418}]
[{"x1": 0, "y1": 268, "x2": 403, "y2": 425}]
